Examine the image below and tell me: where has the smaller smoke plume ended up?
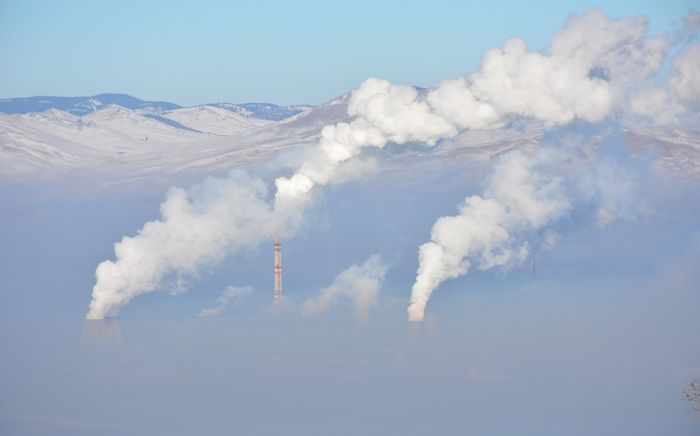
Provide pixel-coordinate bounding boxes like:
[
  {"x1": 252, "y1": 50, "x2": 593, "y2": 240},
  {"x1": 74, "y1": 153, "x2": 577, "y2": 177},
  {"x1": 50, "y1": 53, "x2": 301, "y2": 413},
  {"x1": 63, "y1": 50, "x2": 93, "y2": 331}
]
[
  {"x1": 198, "y1": 285, "x2": 252, "y2": 318},
  {"x1": 303, "y1": 255, "x2": 388, "y2": 323},
  {"x1": 408, "y1": 151, "x2": 571, "y2": 322},
  {"x1": 408, "y1": 147, "x2": 648, "y2": 321},
  {"x1": 575, "y1": 156, "x2": 646, "y2": 228}
]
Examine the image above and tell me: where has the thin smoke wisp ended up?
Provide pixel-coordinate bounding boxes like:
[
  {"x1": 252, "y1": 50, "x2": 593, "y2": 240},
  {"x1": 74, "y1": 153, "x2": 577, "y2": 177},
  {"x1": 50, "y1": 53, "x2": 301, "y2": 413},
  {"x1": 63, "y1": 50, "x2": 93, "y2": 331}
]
[{"x1": 302, "y1": 255, "x2": 388, "y2": 323}]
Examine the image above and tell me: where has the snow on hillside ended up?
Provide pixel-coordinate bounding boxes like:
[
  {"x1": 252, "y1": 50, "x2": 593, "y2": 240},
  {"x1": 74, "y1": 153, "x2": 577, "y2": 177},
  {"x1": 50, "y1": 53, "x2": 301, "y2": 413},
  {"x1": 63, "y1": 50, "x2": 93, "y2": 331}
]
[
  {"x1": 0, "y1": 94, "x2": 181, "y2": 115},
  {"x1": 0, "y1": 93, "x2": 314, "y2": 120},
  {"x1": 82, "y1": 105, "x2": 201, "y2": 143},
  {"x1": 234, "y1": 103, "x2": 314, "y2": 121},
  {"x1": 625, "y1": 124, "x2": 700, "y2": 177},
  {"x1": 1, "y1": 92, "x2": 699, "y2": 185},
  {"x1": 161, "y1": 105, "x2": 272, "y2": 135},
  {"x1": 0, "y1": 105, "x2": 203, "y2": 176},
  {"x1": 0, "y1": 97, "x2": 341, "y2": 181}
]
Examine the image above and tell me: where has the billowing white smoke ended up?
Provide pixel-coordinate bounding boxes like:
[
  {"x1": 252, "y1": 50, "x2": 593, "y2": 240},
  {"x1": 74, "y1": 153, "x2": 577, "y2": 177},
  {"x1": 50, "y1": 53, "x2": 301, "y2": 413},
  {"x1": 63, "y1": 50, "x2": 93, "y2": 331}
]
[
  {"x1": 274, "y1": 9, "x2": 669, "y2": 201},
  {"x1": 88, "y1": 9, "x2": 688, "y2": 319},
  {"x1": 428, "y1": 11, "x2": 667, "y2": 129},
  {"x1": 407, "y1": 152, "x2": 571, "y2": 321},
  {"x1": 407, "y1": 144, "x2": 650, "y2": 321},
  {"x1": 629, "y1": 42, "x2": 700, "y2": 123},
  {"x1": 88, "y1": 174, "x2": 278, "y2": 319},
  {"x1": 198, "y1": 285, "x2": 252, "y2": 318},
  {"x1": 405, "y1": 10, "x2": 697, "y2": 321},
  {"x1": 302, "y1": 255, "x2": 387, "y2": 323},
  {"x1": 628, "y1": 10, "x2": 699, "y2": 123},
  {"x1": 669, "y1": 43, "x2": 700, "y2": 106}
]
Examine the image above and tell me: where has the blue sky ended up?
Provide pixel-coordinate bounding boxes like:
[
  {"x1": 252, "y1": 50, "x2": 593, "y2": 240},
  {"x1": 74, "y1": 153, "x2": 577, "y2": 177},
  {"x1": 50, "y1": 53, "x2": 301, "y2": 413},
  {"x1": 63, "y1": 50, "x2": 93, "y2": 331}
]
[{"x1": 0, "y1": 0, "x2": 696, "y2": 105}]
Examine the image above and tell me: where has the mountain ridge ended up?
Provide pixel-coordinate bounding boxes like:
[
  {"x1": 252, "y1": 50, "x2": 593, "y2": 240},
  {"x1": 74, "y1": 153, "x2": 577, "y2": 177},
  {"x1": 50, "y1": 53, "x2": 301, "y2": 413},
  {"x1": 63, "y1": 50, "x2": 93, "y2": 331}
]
[
  {"x1": 0, "y1": 93, "x2": 314, "y2": 121},
  {"x1": 1, "y1": 90, "x2": 698, "y2": 185}
]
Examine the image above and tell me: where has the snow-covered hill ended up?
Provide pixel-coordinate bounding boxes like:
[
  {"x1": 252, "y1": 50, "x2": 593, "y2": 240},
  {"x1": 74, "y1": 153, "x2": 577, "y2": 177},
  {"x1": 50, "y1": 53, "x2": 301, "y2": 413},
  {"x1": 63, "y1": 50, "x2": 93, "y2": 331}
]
[
  {"x1": 160, "y1": 105, "x2": 273, "y2": 135},
  {"x1": 0, "y1": 97, "x2": 337, "y2": 181},
  {"x1": 1, "y1": 91, "x2": 699, "y2": 185},
  {"x1": 214, "y1": 103, "x2": 315, "y2": 121},
  {"x1": 0, "y1": 104, "x2": 204, "y2": 175},
  {"x1": 0, "y1": 94, "x2": 181, "y2": 116},
  {"x1": 625, "y1": 124, "x2": 700, "y2": 176},
  {"x1": 0, "y1": 94, "x2": 314, "y2": 120}
]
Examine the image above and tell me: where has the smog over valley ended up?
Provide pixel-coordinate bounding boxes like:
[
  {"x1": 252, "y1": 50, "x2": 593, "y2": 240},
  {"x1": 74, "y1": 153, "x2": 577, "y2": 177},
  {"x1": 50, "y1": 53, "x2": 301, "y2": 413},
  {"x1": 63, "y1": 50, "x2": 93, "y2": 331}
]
[{"x1": 1, "y1": 1, "x2": 700, "y2": 435}]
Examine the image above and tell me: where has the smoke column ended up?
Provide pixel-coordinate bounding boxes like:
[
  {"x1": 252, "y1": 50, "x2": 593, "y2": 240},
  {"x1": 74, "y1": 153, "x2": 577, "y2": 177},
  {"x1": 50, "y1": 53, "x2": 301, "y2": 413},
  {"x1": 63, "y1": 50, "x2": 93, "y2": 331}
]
[
  {"x1": 87, "y1": 174, "x2": 276, "y2": 319},
  {"x1": 406, "y1": 12, "x2": 699, "y2": 321},
  {"x1": 87, "y1": 9, "x2": 695, "y2": 319},
  {"x1": 407, "y1": 151, "x2": 571, "y2": 321},
  {"x1": 406, "y1": 10, "x2": 699, "y2": 322}
]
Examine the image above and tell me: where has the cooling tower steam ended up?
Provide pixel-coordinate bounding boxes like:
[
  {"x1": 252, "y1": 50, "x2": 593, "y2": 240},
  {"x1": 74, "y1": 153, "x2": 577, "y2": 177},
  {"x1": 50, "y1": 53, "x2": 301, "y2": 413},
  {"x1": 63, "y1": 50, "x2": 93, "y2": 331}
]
[
  {"x1": 88, "y1": 174, "x2": 278, "y2": 319},
  {"x1": 302, "y1": 255, "x2": 388, "y2": 323},
  {"x1": 408, "y1": 152, "x2": 570, "y2": 322},
  {"x1": 87, "y1": 9, "x2": 696, "y2": 319},
  {"x1": 407, "y1": 142, "x2": 655, "y2": 321},
  {"x1": 406, "y1": 10, "x2": 699, "y2": 321},
  {"x1": 273, "y1": 9, "x2": 673, "y2": 199}
]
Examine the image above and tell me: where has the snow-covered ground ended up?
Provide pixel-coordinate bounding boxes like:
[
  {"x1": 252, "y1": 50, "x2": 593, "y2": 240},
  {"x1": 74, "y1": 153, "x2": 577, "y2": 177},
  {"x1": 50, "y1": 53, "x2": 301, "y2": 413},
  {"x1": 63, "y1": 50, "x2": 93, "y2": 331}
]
[
  {"x1": 1, "y1": 93, "x2": 699, "y2": 185},
  {"x1": 160, "y1": 105, "x2": 273, "y2": 135}
]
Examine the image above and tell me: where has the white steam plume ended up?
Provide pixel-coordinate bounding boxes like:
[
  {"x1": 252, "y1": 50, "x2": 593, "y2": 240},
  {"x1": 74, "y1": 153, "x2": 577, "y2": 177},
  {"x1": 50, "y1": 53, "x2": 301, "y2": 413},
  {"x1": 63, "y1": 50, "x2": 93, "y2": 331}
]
[
  {"x1": 274, "y1": 9, "x2": 671, "y2": 202},
  {"x1": 406, "y1": 9, "x2": 699, "y2": 321},
  {"x1": 88, "y1": 174, "x2": 279, "y2": 319},
  {"x1": 407, "y1": 148, "x2": 649, "y2": 321},
  {"x1": 302, "y1": 255, "x2": 388, "y2": 323},
  {"x1": 198, "y1": 285, "x2": 252, "y2": 318},
  {"x1": 88, "y1": 9, "x2": 690, "y2": 318},
  {"x1": 408, "y1": 152, "x2": 571, "y2": 321},
  {"x1": 629, "y1": 42, "x2": 700, "y2": 124}
]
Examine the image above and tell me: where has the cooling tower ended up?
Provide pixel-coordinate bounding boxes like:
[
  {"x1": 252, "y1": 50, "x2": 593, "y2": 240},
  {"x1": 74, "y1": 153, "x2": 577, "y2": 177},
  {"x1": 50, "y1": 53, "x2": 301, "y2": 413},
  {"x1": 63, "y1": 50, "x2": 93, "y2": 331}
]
[{"x1": 81, "y1": 317, "x2": 123, "y2": 349}]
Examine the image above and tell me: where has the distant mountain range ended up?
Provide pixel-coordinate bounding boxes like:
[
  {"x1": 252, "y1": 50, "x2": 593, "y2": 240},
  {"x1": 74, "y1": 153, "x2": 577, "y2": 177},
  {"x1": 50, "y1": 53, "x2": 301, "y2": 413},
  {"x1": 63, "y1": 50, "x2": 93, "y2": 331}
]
[
  {"x1": 0, "y1": 93, "x2": 314, "y2": 121},
  {"x1": 0, "y1": 91, "x2": 348, "y2": 181},
  {"x1": 0, "y1": 90, "x2": 698, "y2": 184}
]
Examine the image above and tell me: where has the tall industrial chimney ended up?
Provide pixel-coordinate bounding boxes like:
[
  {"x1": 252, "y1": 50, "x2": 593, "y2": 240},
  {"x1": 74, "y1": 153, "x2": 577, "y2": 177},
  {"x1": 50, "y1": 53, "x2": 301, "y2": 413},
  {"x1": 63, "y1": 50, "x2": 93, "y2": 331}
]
[{"x1": 274, "y1": 238, "x2": 282, "y2": 304}]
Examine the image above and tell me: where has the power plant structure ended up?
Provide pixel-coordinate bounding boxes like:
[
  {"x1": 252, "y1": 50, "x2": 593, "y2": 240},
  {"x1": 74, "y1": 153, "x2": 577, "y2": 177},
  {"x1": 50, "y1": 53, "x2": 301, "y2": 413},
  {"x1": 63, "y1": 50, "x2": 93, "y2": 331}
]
[
  {"x1": 81, "y1": 318, "x2": 122, "y2": 349},
  {"x1": 274, "y1": 238, "x2": 283, "y2": 304}
]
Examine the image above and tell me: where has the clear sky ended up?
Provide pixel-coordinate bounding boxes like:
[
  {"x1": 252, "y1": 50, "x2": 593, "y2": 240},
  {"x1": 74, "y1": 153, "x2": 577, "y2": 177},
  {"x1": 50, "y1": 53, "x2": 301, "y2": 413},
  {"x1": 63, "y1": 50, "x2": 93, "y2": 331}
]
[{"x1": 0, "y1": 0, "x2": 696, "y2": 105}]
